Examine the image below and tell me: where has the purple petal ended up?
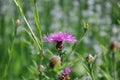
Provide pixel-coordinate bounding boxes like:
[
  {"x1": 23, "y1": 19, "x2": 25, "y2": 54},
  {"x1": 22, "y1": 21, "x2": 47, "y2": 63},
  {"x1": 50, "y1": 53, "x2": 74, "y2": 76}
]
[
  {"x1": 43, "y1": 32, "x2": 77, "y2": 43},
  {"x1": 64, "y1": 67, "x2": 71, "y2": 74}
]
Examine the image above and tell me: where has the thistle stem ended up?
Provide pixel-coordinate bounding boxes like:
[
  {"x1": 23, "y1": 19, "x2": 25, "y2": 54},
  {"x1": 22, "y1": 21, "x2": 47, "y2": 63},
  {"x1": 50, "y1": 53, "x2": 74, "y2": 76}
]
[
  {"x1": 68, "y1": 30, "x2": 88, "y2": 57},
  {"x1": 112, "y1": 53, "x2": 116, "y2": 80},
  {"x1": 88, "y1": 63, "x2": 94, "y2": 80}
]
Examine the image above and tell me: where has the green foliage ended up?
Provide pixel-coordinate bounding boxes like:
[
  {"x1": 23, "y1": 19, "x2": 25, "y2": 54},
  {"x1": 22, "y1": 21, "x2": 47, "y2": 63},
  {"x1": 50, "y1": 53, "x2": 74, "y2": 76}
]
[{"x1": 0, "y1": 0, "x2": 120, "y2": 80}]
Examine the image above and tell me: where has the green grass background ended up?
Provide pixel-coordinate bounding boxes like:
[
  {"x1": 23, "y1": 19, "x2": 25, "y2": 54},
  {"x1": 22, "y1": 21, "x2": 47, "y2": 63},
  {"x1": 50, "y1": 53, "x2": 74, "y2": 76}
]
[{"x1": 0, "y1": 0, "x2": 120, "y2": 80}]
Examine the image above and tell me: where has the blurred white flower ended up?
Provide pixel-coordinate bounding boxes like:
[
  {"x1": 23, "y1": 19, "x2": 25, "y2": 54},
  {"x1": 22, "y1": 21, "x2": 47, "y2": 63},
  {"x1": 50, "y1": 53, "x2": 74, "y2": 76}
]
[
  {"x1": 73, "y1": 0, "x2": 79, "y2": 6},
  {"x1": 17, "y1": 26, "x2": 25, "y2": 34},
  {"x1": 84, "y1": 37, "x2": 91, "y2": 45},
  {"x1": 105, "y1": 16, "x2": 112, "y2": 24},
  {"x1": 88, "y1": 18, "x2": 96, "y2": 23},
  {"x1": 96, "y1": 58, "x2": 103, "y2": 66},
  {"x1": 100, "y1": 31, "x2": 107, "y2": 37},
  {"x1": 96, "y1": 4, "x2": 101, "y2": 13},
  {"x1": 87, "y1": 0, "x2": 94, "y2": 5},
  {"x1": 118, "y1": 35, "x2": 120, "y2": 40},
  {"x1": 93, "y1": 44, "x2": 101, "y2": 54},
  {"x1": 112, "y1": 26, "x2": 119, "y2": 34},
  {"x1": 106, "y1": 2, "x2": 111, "y2": 9},
  {"x1": 50, "y1": 5, "x2": 63, "y2": 30},
  {"x1": 50, "y1": 5, "x2": 63, "y2": 21},
  {"x1": 82, "y1": 10, "x2": 94, "y2": 16},
  {"x1": 82, "y1": 76, "x2": 90, "y2": 80},
  {"x1": 110, "y1": 37, "x2": 117, "y2": 42},
  {"x1": 95, "y1": 4, "x2": 102, "y2": 16},
  {"x1": 69, "y1": 11, "x2": 79, "y2": 22},
  {"x1": 50, "y1": 22, "x2": 60, "y2": 30}
]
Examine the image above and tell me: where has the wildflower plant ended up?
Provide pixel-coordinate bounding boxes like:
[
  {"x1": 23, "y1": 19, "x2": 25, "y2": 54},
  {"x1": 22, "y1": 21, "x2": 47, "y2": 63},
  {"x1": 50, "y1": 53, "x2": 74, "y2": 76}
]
[{"x1": 9, "y1": 0, "x2": 91, "y2": 78}]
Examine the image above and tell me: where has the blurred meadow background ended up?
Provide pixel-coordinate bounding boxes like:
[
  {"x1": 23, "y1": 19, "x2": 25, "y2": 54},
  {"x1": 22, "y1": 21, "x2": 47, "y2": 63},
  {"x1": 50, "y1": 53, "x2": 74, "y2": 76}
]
[{"x1": 0, "y1": 0, "x2": 120, "y2": 80}]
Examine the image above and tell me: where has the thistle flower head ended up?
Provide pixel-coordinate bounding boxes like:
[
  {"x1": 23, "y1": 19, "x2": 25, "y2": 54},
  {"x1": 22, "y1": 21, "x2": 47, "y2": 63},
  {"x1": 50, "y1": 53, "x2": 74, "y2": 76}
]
[
  {"x1": 59, "y1": 67, "x2": 71, "y2": 80},
  {"x1": 59, "y1": 73, "x2": 70, "y2": 80},
  {"x1": 44, "y1": 32, "x2": 77, "y2": 50},
  {"x1": 44, "y1": 32, "x2": 77, "y2": 43}
]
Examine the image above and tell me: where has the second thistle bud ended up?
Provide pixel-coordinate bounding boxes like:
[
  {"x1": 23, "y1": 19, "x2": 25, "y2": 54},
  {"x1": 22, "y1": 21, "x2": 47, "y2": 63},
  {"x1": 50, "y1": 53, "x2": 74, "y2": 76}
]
[
  {"x1": 86, "y1": 54, "x2": 94, "y2": 63},
  {"x1": 38, "y1": 65, "x2": 45, "y2": 72},
  {"x1": 59, "y1": 68, "x2": 71, "y2": 80},
  {"x1": 59, "y1": 73, "x2": 70, "y2": 80},
  {"x1": 49, "y1": 55, "x2": 62, "y2": 68},
  {"x1": 110, "y1": 41, "x2": 120, "y2": 51}
]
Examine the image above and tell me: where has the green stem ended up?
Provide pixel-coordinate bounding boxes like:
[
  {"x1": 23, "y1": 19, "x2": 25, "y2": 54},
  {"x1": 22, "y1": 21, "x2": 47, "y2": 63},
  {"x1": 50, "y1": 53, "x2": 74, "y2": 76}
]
[
  {"x1": 59, "y1": 51, "x2": 62, "y2": 57},
  {"x1": 68, "y1": 30, "x2": 88, "y2": 57},
  {"x1": 33, "y1": 2, "x2": 43, "y2": 48},
  {"x1": 88, "y1": 63, "x2": 94, "y2": 80},
  {"x1": 39, "y1": 72, "x2": 42, "y2": 80},
  {"x1": 112, "y1": 53, "x2": 116, "y2": 80},
  {"x1": 14, "y1": 0, "x2": 41, "y2": 50},
  {"x1": 3, "y1": 19, "x2": 17, "y2": 79}
]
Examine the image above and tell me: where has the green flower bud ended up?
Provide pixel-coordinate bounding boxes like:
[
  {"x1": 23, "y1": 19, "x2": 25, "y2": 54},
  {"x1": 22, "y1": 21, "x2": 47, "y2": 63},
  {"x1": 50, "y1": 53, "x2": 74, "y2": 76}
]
[{"x1": 83, "y1": 22, "x2": 89, "y2": 31}]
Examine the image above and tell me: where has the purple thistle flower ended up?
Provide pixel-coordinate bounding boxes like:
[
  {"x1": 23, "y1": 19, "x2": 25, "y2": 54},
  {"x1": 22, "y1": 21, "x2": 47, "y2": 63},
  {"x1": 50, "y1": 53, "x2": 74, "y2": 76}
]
[
  {"x1": 44, "y1": 32, "x2": 77, "y2": 50},
  {"x1": 64, "y1": 67, "x2": 71, "y2": 75},
  {"x1": 44, "y1": 32, "x2": 77, "y2": 43},
  {"x1": 44, "y1": 32, "x2": 77, "y2": 51}
]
